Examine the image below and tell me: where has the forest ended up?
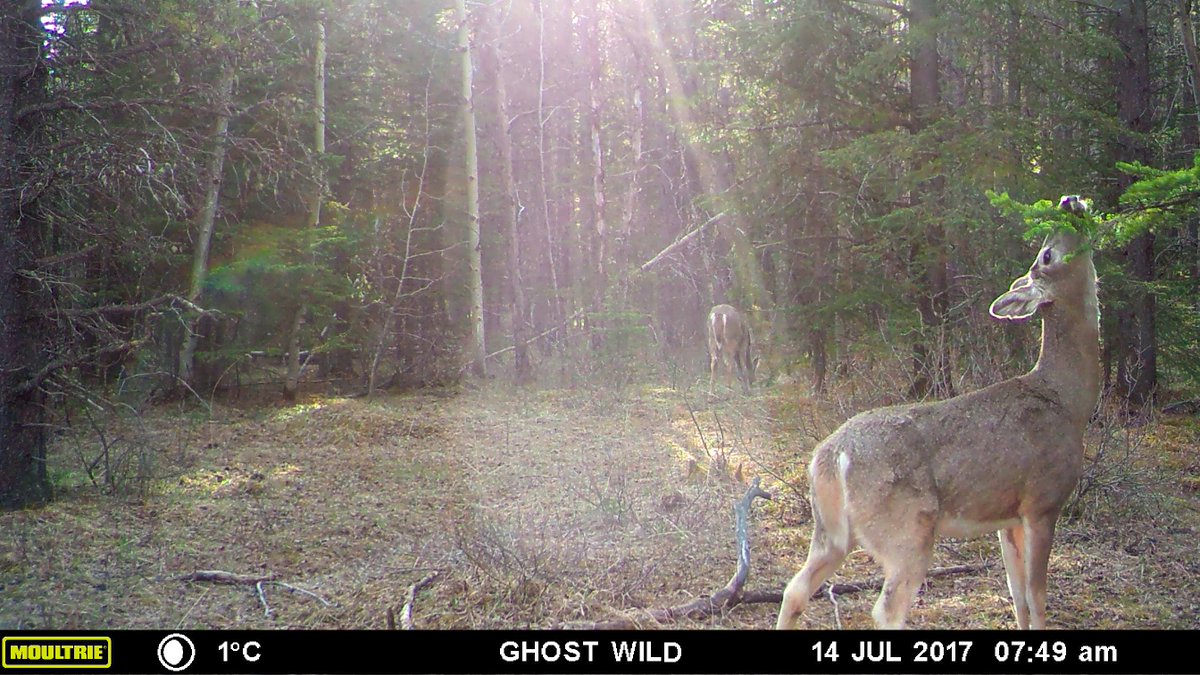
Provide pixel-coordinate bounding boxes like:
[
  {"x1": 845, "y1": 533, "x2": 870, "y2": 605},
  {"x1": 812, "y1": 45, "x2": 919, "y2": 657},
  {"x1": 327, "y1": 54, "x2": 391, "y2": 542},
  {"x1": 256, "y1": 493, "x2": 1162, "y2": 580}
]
[{"x1": 1, "y1": 0, "x2": 1198, "y2": 630}]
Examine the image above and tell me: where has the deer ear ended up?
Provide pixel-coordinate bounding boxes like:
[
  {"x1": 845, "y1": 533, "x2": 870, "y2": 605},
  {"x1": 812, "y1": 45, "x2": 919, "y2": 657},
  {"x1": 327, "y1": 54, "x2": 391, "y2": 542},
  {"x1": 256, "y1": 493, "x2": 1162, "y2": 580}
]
[{"x1": 989, "y1": 273, "x2": 1047, "y2": 321}]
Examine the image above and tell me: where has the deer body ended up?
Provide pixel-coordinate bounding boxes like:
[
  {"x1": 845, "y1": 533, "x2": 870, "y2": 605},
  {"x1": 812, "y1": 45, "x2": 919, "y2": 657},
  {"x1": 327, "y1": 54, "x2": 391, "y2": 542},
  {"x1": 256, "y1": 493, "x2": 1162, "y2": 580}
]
[
  {"x1": 777, "y1": 197, "x2": 1099, "y2": 630},
  {"x1": 707, "y1": 304, "x2": 755, "y2": 394}
]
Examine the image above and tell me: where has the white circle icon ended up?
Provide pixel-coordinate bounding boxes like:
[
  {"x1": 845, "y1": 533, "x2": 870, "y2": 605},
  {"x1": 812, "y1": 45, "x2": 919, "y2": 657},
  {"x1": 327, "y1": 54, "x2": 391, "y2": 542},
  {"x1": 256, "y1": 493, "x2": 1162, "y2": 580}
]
[{"x1": 157, "y1": 633, "x2": 195, "y2": 672}]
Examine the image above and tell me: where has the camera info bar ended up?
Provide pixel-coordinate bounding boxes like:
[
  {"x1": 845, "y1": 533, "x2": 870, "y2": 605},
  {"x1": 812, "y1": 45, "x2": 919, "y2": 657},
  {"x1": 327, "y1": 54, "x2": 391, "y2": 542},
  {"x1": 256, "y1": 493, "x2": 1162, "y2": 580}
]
[{"x1": 0, "y1": 629, "x2": 1185, "y2": 674}]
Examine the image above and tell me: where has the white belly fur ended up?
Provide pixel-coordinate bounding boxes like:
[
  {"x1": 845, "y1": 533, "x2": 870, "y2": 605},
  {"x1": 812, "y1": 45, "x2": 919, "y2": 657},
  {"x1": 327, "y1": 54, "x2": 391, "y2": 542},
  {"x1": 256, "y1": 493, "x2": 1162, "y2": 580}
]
[{"x1": 936, "y1": 515, "x2": 1021, "y2": 539}]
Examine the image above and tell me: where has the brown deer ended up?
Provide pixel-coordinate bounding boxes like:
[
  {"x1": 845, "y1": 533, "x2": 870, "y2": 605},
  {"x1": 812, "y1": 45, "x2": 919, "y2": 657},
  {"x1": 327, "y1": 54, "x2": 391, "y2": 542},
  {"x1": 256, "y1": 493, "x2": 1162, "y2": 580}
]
[
  {"x1": 777, "y1": 196, "x2": 1099, "y2": 630},
  {"x1": 707, "y1": 304, "x2": 757, "y2": 394}
]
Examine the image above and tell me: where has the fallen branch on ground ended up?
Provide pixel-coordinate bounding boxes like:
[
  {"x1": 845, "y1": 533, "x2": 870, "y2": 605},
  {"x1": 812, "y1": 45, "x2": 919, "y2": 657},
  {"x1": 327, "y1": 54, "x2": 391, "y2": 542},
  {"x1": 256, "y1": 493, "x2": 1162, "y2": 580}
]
[
  {"x1": 737, "y1": 563, "x2": 987, "y2": 604},
  {"x1": 179, "y1": 570, "x2": 277, "y2": 585},
  {"x1": 399, "y1": 572, "x2": 440, "y2": 629}
]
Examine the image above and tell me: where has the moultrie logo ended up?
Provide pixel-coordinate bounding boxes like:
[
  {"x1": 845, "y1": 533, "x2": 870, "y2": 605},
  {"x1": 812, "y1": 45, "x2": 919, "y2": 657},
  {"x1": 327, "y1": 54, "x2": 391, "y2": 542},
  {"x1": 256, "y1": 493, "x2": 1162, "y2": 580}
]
[{"x1": 2, "y1": 636, "x2": 112, "y2": 669}]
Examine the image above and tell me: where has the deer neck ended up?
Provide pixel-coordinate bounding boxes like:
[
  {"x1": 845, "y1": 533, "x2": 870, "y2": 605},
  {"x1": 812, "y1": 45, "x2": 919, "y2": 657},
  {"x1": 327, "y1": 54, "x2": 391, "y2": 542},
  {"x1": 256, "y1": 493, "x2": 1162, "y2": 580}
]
[{"x1": 1030, "y1": 269, "x2": 1101, "y2": 425}]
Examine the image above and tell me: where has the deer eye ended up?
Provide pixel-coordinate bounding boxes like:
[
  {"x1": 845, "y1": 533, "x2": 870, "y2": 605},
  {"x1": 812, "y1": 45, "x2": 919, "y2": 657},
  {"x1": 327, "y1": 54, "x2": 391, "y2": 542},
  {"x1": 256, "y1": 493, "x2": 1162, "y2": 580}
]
[{"x1": 1041, "y1": 249, "x2": 1053, "y2": 265}]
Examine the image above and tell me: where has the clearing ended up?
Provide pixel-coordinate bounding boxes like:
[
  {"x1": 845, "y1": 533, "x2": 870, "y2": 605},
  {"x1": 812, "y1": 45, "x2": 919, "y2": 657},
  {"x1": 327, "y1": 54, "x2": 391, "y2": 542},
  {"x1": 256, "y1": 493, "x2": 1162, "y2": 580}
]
[{"x1": 1, "y1": 380, "x2": 1197, "y2": 629}]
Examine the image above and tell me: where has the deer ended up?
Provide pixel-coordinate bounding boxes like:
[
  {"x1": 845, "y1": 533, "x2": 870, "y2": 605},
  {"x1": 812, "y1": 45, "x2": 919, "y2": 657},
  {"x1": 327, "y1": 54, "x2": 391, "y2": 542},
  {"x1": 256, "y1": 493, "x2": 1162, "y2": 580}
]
[
  {"x1": 707, "y1": 304, "x2": 757, "y2": 395},
  {"x1": 776, "y1": 195, "x2": 1100, "y2": 630}
]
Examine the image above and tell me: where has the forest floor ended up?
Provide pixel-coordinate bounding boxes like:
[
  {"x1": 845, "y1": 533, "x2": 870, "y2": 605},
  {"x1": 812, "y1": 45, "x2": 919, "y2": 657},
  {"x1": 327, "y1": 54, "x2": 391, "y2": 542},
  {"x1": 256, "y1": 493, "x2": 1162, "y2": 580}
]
[{"x1": 1, "y1": 374, "x2": 1198, "y2": 630}]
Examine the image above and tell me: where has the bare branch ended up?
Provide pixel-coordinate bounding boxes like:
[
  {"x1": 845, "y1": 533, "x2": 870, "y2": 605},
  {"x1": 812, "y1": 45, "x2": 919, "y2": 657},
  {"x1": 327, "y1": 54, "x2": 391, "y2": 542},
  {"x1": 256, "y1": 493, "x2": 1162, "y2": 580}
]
[
  {"x1": 640, "y1": 211, "x2": 725, "y2": 272},
  {"x1": 840, "y1": 0, "x2": 909, "y2": 17}
]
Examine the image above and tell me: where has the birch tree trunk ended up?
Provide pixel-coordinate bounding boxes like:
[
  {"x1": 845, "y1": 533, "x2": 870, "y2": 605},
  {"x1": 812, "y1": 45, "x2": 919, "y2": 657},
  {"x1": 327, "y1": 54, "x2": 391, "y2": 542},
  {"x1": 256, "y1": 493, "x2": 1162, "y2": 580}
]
[
  {"x1": 284, "y1": 10, "x2": 326, "y2": 401},
  {"x1": 178, "y1": 55, "x2": 235, "y2": 391},
  {"x1": 458, "y1": 0, "x2": 487, "y2": 377}
]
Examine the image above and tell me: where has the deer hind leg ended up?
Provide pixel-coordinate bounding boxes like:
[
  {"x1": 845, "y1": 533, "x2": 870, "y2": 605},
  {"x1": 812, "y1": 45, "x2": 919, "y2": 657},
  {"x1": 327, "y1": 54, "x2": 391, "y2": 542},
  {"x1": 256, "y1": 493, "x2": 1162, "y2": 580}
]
[
  {"x1": 776, "y1": 507, "x2": 851, "y2": 629},
  {"x1": 1021, "y1": 515, "x2": 1057, "y2": 629},
  {"x1": 998, "y1": 526, "x2": 1030, "y2": 629},
  {"x1": 861, "y1": 513, "x2": 935, "y2": 629},
  {"x1": 734, "y1": 350, "x2": 749, "y2": 393},
  {"x1": 708, "y1": 352, "x2": 719, "y2": 395}
]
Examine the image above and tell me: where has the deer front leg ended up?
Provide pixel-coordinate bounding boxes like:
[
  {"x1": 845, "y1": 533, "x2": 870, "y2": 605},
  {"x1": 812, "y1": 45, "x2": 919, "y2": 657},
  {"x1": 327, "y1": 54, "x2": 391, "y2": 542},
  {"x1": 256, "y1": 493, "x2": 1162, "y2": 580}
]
[
  {"x1": 998, "y1": 527, "x2": 1030, "y2": 629},
  {"x1": 1021, "y1": 515, "x2": 1057, "y2": 629}
]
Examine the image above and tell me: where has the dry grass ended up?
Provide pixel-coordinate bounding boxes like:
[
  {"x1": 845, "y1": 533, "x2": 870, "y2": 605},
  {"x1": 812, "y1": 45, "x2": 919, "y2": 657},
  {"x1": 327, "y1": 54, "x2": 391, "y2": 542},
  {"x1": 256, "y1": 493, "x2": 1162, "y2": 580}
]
[{"x1": 1, "y1": 375, "x2": 1197, "y2": 630}]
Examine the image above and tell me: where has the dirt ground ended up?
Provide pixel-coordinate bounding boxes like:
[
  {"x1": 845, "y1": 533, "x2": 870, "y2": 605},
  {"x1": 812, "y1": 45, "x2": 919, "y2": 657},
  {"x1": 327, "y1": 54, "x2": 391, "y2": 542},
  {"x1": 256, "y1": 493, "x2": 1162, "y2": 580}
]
[{"x1": 1, "y1": 376, "x2": 1198, "y2": 630}]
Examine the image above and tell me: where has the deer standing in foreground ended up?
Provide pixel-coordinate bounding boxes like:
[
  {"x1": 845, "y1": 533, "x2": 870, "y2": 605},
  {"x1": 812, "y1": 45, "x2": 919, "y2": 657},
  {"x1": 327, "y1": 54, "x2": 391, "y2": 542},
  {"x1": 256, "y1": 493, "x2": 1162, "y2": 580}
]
[
  {"x1": 707, "y1": 304, "x2": 757, "y2": 395},
  {"x1": 777, "y1": 196, "x2": 1100, "y2": 630}
]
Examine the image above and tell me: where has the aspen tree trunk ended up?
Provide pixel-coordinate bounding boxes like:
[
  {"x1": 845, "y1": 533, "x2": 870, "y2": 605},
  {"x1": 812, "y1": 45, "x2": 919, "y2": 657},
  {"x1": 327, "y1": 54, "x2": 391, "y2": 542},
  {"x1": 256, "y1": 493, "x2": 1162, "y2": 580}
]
[
  {"x1": 284, "y1": 10, "x2": 326, "y2": 401},
  {"x1": 620, "y1": 66, "x2": 643, "y2": 270},
  {"x1": 179, "y1": 56, "x2": 235, "y2": 390},
  {"x1": 457, "y1": 0, "x2": 486, "y2": 377},
  {"x1": 582, "y1": 6, "x2": 608, "y2": 344}
]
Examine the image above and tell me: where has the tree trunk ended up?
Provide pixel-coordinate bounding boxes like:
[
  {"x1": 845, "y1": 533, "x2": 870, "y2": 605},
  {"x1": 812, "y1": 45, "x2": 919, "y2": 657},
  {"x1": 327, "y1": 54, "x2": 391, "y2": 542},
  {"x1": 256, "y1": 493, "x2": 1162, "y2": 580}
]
[
  {"x1": 457, "y1": 0, "x2": 487, "y2": 378},
  {"x1": 284, "y1": 10, "x2": 327, "y2": 401},
  {"x1": 582, "y1": 5, "x2": 609, "y2": 345},
  {"x1": 1109, "y1": 0, "x2": 1157, "y2": 408},
  {"x1": 482, "y1": 4, "x2": 530, "y2": 382},
  {"x1": 1, "y1": 2, "x2": 51, "y2": 508},
  {"x1": 534, "y1": 0, "x2": 566, "y2": 349},
  {"x1": 1179, "y1": 0, "x2": 1200, "y2": 113},
  {"x1": 179, "y1": 55, "x2": 235, "y2": 391},
  {"x1": 1178, "y1": 0, "x2": 1200, "y2": 312},
  {"x1": 907, "y1": 0, "x2": 955, "y2": 400}
]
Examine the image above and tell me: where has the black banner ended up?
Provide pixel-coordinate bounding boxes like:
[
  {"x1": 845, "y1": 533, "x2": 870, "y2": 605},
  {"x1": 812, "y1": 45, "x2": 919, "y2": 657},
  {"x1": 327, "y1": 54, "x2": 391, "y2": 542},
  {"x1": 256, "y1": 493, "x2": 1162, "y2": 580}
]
[{"x1": 0, "y1": 630, "x2": 1191, "y2": 674}]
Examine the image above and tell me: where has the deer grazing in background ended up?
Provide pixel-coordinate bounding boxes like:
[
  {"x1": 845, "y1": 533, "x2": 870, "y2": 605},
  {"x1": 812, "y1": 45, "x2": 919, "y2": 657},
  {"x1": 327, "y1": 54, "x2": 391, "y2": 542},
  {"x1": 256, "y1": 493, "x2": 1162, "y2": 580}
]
[
  {"x1": 707, "y1": 304, "x2": 757, "y2": 395},
  {"x1": 777, "y1": 196, "x2": 1100, "y2": 630}
]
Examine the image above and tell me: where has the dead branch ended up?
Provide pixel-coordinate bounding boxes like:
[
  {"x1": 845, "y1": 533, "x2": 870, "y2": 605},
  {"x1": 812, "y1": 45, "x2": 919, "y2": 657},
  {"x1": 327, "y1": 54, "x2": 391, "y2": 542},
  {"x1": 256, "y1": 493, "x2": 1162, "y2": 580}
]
[
  {"x1": 52, "y1": 293, "x2": 215, "y2": 318},
  {"x1": 400, "y1": 572, "x2": 440, "y2": 629},
  {"x1": 253, "y1": 580, "x2": 331, "y2": 618},
  {"x1": 737, "y1": 563, "x2": 987, "y2": 604},
  {"x1": 178, "y1": 570, "x2": 278, "y2": 585},
  {"x1": 639, "y1": 211, "x2": 724, "y2": 272},
  {"x1": 481, "y1": 308, "x2": 585, "y2": 363}
]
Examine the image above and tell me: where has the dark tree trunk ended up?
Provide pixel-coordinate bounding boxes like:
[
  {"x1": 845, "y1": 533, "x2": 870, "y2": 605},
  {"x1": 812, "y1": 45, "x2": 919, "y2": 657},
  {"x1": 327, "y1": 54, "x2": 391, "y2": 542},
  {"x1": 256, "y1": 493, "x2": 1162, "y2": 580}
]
[
  {"x1": 482, "y1": 3, "x2": 530, "y2": 382},
  {"x1": 908, "y1": 0, "x2": 955, "y2": 400},
  {"x1": 1108, "y1": 0, "x2": 1157, "y2": 408},
  {"x1": 1, "y1": 2, "x2": 51, "y2": 509}
]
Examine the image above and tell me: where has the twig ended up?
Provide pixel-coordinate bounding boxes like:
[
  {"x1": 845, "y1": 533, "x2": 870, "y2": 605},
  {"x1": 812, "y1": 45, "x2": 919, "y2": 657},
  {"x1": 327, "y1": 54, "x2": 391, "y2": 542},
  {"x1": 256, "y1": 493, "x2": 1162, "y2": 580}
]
[
  {"x1": 179, "y1": 570, "x2": 277, "y2": 585},
  {"x1": 256, "y1": 581, "x2": 272, "y2": 618},
  {"x1": 266, "y1": 581, "x2": 331, "y2": 607},
  {"x1": 828, "y1": 584, "x2": 843, "y2": 629},
  {"x1": 400, "y1": 572, "x2": 440, "y2": 629}
]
